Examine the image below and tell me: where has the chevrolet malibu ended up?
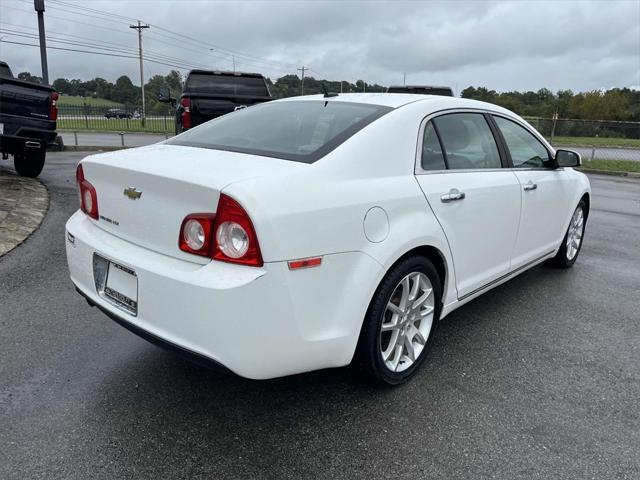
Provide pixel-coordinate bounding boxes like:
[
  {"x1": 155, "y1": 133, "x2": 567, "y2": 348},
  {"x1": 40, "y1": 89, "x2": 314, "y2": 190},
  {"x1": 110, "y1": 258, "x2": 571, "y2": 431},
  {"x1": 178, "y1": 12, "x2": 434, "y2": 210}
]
[{"x1": 66, "y1": 93, "x2": 590, "y2": 385}]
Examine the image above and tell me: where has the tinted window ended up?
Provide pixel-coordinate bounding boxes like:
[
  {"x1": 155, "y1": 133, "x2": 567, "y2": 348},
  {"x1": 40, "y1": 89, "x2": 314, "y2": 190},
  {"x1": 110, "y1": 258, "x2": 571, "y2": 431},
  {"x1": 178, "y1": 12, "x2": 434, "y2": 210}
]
[
  {"x1": 493, "y1": 116, "x2": 550, "y2": 168},
  {"x1": 421, "y1": 122, "x2": 446, "y2": 170},
  {"x1": 167, "y1": 101, "x2": 392, "y2": 163},
  {"x1": 186, "y1": 74, "x2": 269, "y2": 96},
  {"x1": 433, "y1": 113, "x2": 501, "y2": 169}
]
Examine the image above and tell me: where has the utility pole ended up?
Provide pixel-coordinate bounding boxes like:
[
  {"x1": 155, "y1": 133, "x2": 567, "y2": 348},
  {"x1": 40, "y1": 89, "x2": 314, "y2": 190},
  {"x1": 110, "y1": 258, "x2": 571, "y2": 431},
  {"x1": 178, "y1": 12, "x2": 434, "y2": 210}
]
[
  {"x1": 297, "y1": 66, "x2": 307, "y2": 95},
  {"x1": 130, "y1": 20, "x2": 150, "y2": 126},
  {"x1": 403, "y1": 72, "x2": 406, "y2": 86},
  {"x1": 34, "y1": 0, "x2": 49, "y2": 84}
]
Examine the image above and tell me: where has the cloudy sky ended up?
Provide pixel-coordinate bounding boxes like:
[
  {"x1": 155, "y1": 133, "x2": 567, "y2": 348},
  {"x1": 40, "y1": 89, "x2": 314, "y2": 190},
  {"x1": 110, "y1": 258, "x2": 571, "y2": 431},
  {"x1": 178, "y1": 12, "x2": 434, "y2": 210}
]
[{"x1": 1, "y1": 0, "x2": 638, "y2": 93}]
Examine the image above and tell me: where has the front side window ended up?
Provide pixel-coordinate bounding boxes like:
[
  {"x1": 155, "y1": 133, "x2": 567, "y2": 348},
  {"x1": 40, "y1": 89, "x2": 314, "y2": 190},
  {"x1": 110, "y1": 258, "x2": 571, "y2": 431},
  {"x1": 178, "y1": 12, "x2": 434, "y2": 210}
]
[
  {"x1": 167, "y1": 101, "x2": 392, "y2": 163},
  {"x1": 433, "y1": 113, "x2": 502, "y2": 170},
  {"x1": 493, "y1": 116, "x2": 550, "y2": 168}
]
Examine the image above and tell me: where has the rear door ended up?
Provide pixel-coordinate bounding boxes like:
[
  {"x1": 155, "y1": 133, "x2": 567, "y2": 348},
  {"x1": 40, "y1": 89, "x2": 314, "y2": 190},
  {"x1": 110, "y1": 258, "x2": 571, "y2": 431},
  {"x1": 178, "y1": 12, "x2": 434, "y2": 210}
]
[
  {"x1": 490, "y1": 115, "x2": 572, "y2": 269},
  {"x1": 415, "y1": 112, "x2": 521, "y2": 299}
]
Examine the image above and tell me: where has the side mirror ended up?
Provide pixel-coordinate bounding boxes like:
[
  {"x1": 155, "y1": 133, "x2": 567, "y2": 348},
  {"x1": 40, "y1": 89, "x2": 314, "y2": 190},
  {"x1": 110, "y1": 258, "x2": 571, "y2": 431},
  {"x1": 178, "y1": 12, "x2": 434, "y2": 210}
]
[
  {"x1": 157, "y1": 87, "x2": 175, "y2": 106},
  {"x1": 554, "y1": 149, "x2": 581, "y2": 168}
]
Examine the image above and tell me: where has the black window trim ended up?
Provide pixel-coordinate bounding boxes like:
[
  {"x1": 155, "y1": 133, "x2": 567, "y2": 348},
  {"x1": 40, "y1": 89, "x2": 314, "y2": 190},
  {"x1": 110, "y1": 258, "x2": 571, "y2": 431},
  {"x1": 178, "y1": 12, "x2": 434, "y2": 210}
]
[
  {"x1": 167, "y1": 101, "x2": 394, "y2": 164},
  {"x1": 415, "y1": 108, "x2": 556, "y2": 175}
]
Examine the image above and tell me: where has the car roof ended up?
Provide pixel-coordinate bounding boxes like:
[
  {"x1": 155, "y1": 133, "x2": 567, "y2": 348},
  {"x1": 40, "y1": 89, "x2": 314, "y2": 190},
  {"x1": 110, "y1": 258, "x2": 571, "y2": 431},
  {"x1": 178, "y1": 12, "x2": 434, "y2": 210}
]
[{"x1": 277, "y1": 92, "x2": 511, "y2": 114}]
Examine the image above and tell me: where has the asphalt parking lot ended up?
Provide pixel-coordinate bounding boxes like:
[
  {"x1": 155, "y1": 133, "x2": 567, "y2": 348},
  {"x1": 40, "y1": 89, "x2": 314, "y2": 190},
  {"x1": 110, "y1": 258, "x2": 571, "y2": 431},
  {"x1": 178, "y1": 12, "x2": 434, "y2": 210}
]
[{"x1": 1, "y1": 152, "x2": 639, "y2": 479}]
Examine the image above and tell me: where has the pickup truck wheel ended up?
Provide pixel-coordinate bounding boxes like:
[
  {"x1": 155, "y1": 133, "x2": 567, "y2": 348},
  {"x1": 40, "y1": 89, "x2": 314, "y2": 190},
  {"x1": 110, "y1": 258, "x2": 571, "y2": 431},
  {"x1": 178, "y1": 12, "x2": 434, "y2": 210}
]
[{"x1": 14, "y1": 150, "x2": 46, "y2": 178}]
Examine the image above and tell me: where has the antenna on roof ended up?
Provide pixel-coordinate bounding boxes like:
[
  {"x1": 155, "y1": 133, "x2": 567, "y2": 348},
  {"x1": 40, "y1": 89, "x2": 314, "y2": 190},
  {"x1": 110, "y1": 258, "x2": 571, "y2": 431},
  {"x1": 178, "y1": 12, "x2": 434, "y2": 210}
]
[{"x1": 322, "y1": 82, "x2": 339, "y2": 98}]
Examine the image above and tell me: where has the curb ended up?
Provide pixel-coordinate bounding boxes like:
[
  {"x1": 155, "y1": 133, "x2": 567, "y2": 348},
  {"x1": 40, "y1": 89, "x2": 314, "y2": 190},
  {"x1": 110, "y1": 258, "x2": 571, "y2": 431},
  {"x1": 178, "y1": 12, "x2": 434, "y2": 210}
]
[
  {"x1": 578, "y1": 168, "x2": 640, "y2": 179},
  {"x1": 0, "y1": 169, "x2": 50, "y2": 258}
]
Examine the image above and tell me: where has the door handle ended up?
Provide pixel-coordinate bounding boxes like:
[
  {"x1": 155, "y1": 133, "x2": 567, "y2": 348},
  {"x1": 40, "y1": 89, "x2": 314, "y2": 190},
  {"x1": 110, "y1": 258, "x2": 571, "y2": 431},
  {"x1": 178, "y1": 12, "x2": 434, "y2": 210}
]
[
  {"x1": 440, "y1": 188, "x2": 466, "y2": 203},
  {"x1": 523, "y1": 181, "x2": 538, "y2": 191}
]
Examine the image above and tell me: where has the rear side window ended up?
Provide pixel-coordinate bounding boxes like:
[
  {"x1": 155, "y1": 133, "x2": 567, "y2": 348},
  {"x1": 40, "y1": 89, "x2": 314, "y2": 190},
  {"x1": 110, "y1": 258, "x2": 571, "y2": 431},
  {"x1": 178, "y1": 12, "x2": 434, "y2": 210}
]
[
  {"x1": 186, "y1": 74, "x2": 269, "y2": 96},
  {"x1": 421, "y1": 122, "x2": 446, "y2": 170},
  {"x1": 167, "y1": 100, "x2": 392, "y2": 163},
  {"x1": 493, "y1": 116, "x2": 550, "y2": 168},
  {"x1": 433, "y1": 113, "x2": 501, "y2": 170}
]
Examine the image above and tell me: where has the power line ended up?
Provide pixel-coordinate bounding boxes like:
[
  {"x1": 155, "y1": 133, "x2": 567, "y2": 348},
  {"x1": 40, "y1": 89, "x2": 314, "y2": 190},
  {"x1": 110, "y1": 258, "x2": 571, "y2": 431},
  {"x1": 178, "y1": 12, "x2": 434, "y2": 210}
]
[{"x1": 0, "y1": 28, "x2": 211, "y2": 71}]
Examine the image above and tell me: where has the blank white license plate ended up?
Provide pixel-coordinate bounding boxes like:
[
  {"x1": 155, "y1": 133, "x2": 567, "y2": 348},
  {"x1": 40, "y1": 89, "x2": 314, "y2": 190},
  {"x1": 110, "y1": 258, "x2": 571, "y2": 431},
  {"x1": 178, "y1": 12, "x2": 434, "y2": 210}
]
[{"x1": 103, "y1": 261, "x2": 138, "y2": 315}]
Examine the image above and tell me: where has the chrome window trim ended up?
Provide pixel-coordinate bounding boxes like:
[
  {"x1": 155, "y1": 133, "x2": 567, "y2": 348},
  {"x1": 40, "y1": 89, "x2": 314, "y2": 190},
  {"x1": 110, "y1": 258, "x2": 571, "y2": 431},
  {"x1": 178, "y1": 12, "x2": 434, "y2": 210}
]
[{"x1": 414, "y1": 108, "x2": 556, "y2": 175}]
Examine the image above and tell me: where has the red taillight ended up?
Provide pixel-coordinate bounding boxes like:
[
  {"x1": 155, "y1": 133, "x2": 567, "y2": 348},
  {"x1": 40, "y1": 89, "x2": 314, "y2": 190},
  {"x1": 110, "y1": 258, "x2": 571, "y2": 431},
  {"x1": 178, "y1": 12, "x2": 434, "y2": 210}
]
[
  {"x1": 50, "y1": 91, "x2": 59, "y2": 121},
  {"x1": 180, "y1": 97, "x2": 191, "y2": 129},
  {"x1": 178, "y1": 194, "x2": 263, "y2": 266},
  {"x1": 76, "y1": 164, "x2": 99, "y2": 220},
  {"x1": 178, "y1": 213, "x2": 216, "y2": 257}
]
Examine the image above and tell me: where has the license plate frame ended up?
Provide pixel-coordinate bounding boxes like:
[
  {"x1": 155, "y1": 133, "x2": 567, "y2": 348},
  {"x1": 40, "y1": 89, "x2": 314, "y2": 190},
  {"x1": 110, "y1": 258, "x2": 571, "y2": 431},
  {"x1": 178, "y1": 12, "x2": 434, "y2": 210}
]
[{"x1": 93, "y1": 254, "x2": 138, "y2": 316}]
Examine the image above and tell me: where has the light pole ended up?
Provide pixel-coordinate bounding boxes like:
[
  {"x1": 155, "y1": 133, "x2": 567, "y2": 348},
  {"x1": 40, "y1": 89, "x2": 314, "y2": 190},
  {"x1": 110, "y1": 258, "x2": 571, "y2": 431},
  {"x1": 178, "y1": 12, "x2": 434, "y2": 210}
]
[{"x1": 33, "y1": 0, "x2": 49, "y2": 84}]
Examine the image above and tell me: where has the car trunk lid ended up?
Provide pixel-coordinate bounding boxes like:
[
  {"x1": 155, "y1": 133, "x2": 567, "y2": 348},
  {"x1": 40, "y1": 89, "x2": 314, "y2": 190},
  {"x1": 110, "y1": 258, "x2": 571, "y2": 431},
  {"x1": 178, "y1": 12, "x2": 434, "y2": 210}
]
[{"x1": 81, "y1": 143, "x2": 304, "y2": 263}]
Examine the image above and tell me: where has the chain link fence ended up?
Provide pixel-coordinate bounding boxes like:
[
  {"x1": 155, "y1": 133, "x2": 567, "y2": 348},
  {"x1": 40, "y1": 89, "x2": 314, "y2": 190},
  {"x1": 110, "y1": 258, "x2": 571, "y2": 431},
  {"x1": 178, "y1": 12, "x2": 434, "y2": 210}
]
[{"x1": 525, "y1": 117, "x2": 640, "y2": 166}]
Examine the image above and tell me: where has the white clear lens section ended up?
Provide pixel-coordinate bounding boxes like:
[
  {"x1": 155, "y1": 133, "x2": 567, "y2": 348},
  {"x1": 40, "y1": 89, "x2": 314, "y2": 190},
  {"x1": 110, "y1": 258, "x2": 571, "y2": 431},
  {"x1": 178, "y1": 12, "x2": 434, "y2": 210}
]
[
  {"x1": 184, "y1": 219, "x2": 205, "y2": 250},
  {"x1": 216, "y1": 221, "x2": 249, "y2": 258},
  {"x1": 83, "y1": 189, "x2": 93, "y2": 212}
]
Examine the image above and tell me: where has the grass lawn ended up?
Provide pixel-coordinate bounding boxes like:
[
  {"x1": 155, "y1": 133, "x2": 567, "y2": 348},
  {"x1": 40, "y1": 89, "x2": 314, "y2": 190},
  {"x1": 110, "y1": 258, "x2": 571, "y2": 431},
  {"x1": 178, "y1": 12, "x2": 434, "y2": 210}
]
[
  {"x1": 549, "y1": 136, "x2": 640, "y2": 148},
  {"x1": 57, "y1": 96, "x2": 123, "y2": 107},
  {"x1": 579, "y1": 159, "x2": 640, "y2": 173}
]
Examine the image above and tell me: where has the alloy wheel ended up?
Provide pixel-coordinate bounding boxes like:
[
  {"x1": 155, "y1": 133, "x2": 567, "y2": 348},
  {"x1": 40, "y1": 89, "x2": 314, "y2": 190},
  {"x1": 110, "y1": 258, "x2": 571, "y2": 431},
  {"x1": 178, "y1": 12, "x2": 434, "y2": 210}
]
[
  {"x1": 379, "y1": 272, "x2": 435, "y2": 372},
  {"x1": 566, "y1": 206, "x2": 584, "y2": 261}
]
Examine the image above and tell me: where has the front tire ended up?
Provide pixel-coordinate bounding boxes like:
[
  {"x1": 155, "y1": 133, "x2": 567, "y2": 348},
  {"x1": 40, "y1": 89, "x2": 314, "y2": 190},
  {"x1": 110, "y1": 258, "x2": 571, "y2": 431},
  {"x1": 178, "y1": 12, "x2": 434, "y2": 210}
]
[
  {"x1": 14, "y1": 150, "x2": 45, "y2": 178},
  {"x1": 354, "y1": 256, "x2": 442, "y2": 386},
  {"x1": 553, "y1": 200, "x2": 587, "y2": 268}
]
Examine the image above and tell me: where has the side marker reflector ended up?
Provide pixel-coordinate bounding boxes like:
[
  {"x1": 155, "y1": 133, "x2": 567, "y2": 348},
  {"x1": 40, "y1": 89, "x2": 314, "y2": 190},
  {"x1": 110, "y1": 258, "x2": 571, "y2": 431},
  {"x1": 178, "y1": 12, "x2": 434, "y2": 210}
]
[{"x1": 288, "y1": 257, "x2": 322, "y2": 270}]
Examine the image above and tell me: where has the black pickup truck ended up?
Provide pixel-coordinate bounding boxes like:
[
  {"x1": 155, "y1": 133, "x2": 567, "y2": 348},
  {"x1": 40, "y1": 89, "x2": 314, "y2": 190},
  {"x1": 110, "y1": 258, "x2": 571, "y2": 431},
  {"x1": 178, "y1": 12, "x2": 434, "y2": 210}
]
[
  {"x1": 159, "y1": 70, "x2": 272, "y2": 134},
  {"x1": 0, "y1": 61, "x2": 58, "y2": 177}
]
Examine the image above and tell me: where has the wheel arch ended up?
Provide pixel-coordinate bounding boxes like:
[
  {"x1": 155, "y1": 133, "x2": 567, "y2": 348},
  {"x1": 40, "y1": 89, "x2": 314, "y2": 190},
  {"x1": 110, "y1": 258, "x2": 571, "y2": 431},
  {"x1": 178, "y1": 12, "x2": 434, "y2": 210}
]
[{"x1": 580, "y1": 192, "x2": 591, "y2": 220}]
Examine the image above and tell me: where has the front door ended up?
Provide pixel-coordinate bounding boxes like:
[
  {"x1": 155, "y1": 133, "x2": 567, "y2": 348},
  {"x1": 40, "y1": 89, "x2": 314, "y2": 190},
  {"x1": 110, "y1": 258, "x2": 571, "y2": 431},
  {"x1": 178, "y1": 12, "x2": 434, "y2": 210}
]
[{"x1": 491, "y1": 115, "x2": 573, "y2": 268}]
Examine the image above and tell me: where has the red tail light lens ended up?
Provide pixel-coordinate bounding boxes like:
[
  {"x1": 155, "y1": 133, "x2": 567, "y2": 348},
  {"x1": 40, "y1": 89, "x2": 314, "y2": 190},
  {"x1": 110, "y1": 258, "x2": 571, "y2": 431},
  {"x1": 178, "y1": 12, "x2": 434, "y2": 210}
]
[
  {"x1": 178, "y1": 194, "x2": 263, "y2": 266},
  {"x1": 178, "y1": 213, "x2": 216, "y2": 257},
  {"x1": 213, "y1": 194, "x2": 263, "y2": 266},
  {"x1": 50, "y1": 91, "x2": 59, "y2": 121},
  {"x1": 76, "y1": 164, "x2": 99, "y2": 220},
  {"x1": 180, "y1": 97, "x2": 191, "y2": 129}
]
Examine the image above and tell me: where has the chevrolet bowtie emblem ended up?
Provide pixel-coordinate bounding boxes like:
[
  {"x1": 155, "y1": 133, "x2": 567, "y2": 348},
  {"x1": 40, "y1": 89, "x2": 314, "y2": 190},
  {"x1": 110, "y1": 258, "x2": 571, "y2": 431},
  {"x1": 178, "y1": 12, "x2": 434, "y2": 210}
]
[{"x1": 123, "y1": 187, "x2": 142, "y2": 200}]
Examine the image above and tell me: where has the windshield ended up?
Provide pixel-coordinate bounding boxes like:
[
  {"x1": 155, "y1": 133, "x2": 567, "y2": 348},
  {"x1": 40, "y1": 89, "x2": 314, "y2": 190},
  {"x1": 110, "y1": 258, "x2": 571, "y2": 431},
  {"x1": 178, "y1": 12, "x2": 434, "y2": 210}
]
[
  {"x1": 186, "y1": 74, "x2": 269, "y2": 96},
  {"x1": 167, "y1": 100, "x2": 392, "y2": 163}
]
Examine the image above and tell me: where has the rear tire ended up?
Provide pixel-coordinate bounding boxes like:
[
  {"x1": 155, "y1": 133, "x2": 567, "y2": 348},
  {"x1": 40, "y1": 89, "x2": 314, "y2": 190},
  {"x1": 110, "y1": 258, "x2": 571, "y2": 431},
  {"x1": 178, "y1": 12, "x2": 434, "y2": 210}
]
[
  {"x1": 14, "y1": 150, "x2": 45, "y2": 178},
  {"x1": 354, "y1": 255, "x2": 442, "y2": 386},
  {"x1": 553, "y1": 200, "x2": 587, "y2": 268}
]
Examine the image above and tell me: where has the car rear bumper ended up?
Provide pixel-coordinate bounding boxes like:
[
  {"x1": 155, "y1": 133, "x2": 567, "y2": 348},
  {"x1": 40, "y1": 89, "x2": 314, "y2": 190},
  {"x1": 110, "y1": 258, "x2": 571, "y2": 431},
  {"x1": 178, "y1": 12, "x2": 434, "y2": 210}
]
[{"x1": 65, "y1": 211, "x2": 383, "y2": 379}]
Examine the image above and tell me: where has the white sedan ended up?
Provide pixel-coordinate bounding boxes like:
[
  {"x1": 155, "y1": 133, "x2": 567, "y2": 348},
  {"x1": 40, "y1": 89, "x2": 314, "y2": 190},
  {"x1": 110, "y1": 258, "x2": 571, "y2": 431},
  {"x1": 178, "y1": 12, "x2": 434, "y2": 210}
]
[{"x1": 65, "y1": 93, "x2": 590, "y2": 385}]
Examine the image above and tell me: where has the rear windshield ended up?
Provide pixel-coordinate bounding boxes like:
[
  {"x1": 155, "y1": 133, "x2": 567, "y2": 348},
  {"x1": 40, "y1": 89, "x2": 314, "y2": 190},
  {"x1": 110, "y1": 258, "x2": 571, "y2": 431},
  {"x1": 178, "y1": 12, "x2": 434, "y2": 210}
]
[
  {"x1": 388, "y1": 86, "x2": 453, "y2": 96},
  {"x1": 186, "y1": 73, "x2": 269, "y2": 96},
  {"x1": 167, "y1": 100, "x2": 392, "y2": 163}
]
